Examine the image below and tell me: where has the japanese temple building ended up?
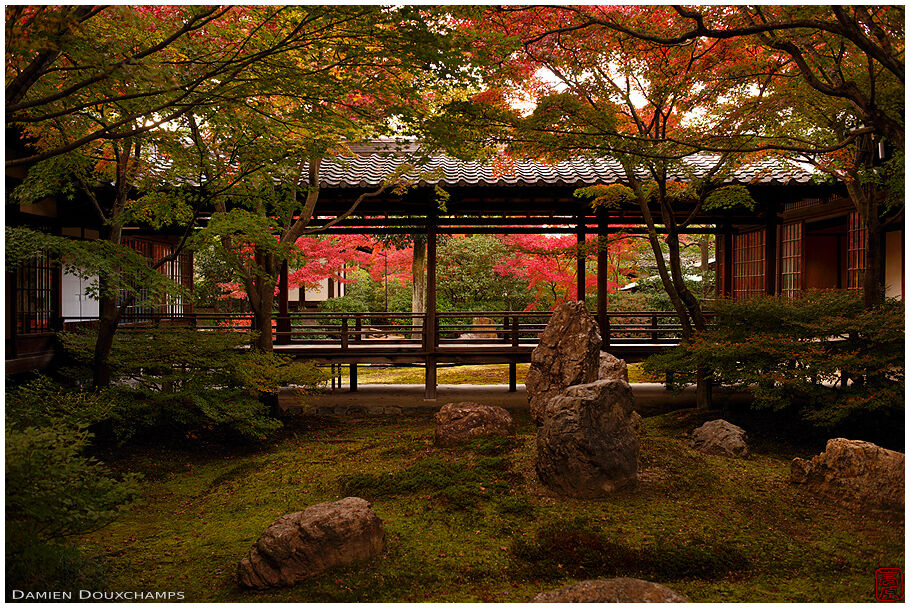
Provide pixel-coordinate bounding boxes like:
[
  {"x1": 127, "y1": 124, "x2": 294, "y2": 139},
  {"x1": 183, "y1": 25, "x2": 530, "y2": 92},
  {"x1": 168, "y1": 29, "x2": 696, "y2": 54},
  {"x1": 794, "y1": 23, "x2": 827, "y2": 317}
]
[{"x1": 6, "y1": 144, "x2": 904, "y2": 394}]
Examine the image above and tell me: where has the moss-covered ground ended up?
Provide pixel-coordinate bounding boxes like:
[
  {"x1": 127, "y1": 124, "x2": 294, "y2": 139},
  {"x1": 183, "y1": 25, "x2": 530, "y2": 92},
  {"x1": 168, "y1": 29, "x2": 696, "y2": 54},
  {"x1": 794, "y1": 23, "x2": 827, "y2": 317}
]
[
  {"x1": 81, "y1": 410, "x2": 903, "y2": 602},
  {"x1": 338, "y1": 362, "x2": 661, "y2": 385}
]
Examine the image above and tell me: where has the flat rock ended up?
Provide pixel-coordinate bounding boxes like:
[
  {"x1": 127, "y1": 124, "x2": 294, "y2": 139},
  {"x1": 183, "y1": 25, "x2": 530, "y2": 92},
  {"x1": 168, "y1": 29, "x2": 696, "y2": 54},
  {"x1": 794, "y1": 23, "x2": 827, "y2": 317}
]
[
  {"x1": 526, "y1": 301, "x2": 602, "y2": 425},
  {"x1": 237, "y1": 497, "x2": 384, "y2": 589},
  {"x1": 690, "y1": 419, "x2": 749, "y2": 457},
  {"x1": 533, "y1": 578, "x2": 690, "y2": 602},
  {"x1": 434, "y1": 402, "x2": 513, "y2": 446},
  {"x1": 536, "y1": 380, "x2": 639, "y2": 496},
  {"x1": 791, "y1": 438, "x2": 904, "y2": 510}
]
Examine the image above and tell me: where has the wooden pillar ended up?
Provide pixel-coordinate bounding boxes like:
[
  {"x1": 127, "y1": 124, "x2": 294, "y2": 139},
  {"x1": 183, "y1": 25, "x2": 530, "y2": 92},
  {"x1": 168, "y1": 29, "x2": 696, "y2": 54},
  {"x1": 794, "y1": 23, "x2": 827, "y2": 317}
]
[
  {"x1": 349, "y1": 364, "x2": 357, "y2": 392},
  {"x1": 7, "y1": 269, "x2": 17, "y2": 358},
  {"x1": 277, "y1": 260, "x2": 290, "y2": 345},
  {"x1": 576, "y1": 215, "x2": 586, "y2": 302},
  {"x1": 765, "y1": 202, "x2": 779, "y2": 295},
  {"x1": 508, "y1": 361, "x2": 517, "y2": 392},
  {"x1": 722, "y1": 223, "x2": 734, "y2": 298},
  {"x1": 424, "y1": 215, "x2": 437, "y2": 400},
  {"x1": 597, "y1": 211, "x2": 609, "y2": 350}
]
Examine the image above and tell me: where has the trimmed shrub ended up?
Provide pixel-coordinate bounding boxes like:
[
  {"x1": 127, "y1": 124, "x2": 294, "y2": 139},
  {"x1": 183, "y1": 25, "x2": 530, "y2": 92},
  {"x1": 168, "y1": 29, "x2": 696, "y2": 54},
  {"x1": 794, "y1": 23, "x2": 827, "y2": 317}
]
[
  {"x1": 645, "y1": 292, "x2": 904, "y2": 446},
  {"x1": 40, "y1": 327, "x2": 330, "y2": 443}
]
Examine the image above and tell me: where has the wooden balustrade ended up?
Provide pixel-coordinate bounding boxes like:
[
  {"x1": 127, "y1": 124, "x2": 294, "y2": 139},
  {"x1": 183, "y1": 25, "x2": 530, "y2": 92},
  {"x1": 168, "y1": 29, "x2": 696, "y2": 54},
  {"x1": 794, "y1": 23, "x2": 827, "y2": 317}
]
[{"x1": 57, "y1": 309, "x2": 713, "y2": 350}]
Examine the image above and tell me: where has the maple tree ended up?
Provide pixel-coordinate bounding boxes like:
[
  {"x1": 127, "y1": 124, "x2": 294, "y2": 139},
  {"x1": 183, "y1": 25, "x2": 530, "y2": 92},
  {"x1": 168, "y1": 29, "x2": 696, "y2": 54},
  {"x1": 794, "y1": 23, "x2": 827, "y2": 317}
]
[
  {"x1": 7, "y1": 6, "x2": 450, "y2": 167},
  {"x1": 7, "y1": 5, "x2": 501, "y2": 355},
  {"x1": 179, "y1": 6, "x2": 509, "y2": 351},
  {"x1": 515, "y1": 5, "x2": 904, "y2": 308},
  {"x1": 421, "y1": 5, "x2": 903, "y2": 403},
  {"x1": 444, "y1": 7, "x2": 773, "y2": 406},
  {"x1": 493, "y1": 234, "x2": 637, "y2": 311},
  {"x1": 9, "y1": 114, "x2": 206, "y2": 387}
]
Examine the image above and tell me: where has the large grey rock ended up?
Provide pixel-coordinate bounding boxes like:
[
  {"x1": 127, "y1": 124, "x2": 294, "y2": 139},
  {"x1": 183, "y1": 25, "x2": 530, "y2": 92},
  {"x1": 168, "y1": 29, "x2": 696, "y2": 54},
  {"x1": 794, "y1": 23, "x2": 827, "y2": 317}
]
[
  {"x1": 536, "y1": 380, "x2": 639, "y2": 496},
  {"x1": 598, "y1": 352, "x2": 629, "y2": 384},
  {"x1": 237, "y1": 497, "x2": 384, "y2": 589},
  {"x1": 791, "y1": 438, "x2": 904, "y2": 511},
  {"x1": 526, "y1": 301, "x2": 602, "y2": 425},
  {"x1": 690, "y1": 419, "x2": 749, "y2": 457},
  {"x1": 533, "y1": 578, "x2": 690, "y2": 602},
  {"x1": 434, "y1": 401, "x2": 513, "y2": 446}
]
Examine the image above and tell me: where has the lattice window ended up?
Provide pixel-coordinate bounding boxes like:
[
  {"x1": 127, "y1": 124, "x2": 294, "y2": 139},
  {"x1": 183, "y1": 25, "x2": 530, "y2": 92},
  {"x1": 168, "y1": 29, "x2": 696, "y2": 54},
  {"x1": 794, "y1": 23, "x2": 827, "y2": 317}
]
[
  {"x1": 847, "y1": 212, "x2": 867, "y2": 290},
  {"x1": 15, "y1": 251, "x2": 57, "y2": 334},
  {"x1": 780, "y1": 222, "x2": 803, "y2": 298},
  {"x1": 733, "y1": 229, "x2": 765, "y2": 299},
  {"x1": 119, "y1": 238, "x2": 193, "y2": 319},
  {"x1": 119, "y1": 238, "x2": 152, "y2": 323},
  {"x1": 165, "y1": 250, "x2": 194, "y2": 315}
]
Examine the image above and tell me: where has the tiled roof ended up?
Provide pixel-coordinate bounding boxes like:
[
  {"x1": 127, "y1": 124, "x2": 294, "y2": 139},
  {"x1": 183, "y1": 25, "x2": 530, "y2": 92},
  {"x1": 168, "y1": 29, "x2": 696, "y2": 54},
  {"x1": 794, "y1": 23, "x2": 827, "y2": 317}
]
[{"x1": 318, "y1": 150, "x2": 815, "y2": 189}]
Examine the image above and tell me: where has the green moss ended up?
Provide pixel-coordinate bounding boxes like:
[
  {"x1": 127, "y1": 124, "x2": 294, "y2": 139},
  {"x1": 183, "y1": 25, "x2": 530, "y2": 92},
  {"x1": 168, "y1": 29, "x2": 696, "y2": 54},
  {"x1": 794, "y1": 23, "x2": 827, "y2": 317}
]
[
  {"x1": 75, "y1": 412, "x2": 903, "y2": 602},
  {"x1": 464, "y1": 435, "x2": 521, "y2": 456},
  {"x1": 338, "y1": 453, "x2": 514, "y2": 510},
  {"x1": 510, "y1": 518, "x2": 749, "y2": 581}
]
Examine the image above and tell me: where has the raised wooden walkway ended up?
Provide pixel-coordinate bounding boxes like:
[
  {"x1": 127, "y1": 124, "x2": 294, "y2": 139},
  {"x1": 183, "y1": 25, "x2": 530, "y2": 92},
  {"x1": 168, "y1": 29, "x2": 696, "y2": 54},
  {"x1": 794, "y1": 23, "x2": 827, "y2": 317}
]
[{"x1": 72, "y1": 310, "x2": 694, "y2": 399}]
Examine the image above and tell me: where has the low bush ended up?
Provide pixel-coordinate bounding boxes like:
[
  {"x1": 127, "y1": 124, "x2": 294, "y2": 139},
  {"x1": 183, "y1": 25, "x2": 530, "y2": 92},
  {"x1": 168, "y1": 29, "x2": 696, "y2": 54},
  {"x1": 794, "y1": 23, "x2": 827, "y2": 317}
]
[
  {"x1": 6, "y1": 424, "x2": 141, "y2": 596},
  {"x1": 25, "y1": 327, "x2": 332, "y2": 443},
  {"x1": 645, "y1": 292, "x2": 904, "y2": 446},
  {"x1": 61, "y1": 327, "x2": 328, "y2": 443}
]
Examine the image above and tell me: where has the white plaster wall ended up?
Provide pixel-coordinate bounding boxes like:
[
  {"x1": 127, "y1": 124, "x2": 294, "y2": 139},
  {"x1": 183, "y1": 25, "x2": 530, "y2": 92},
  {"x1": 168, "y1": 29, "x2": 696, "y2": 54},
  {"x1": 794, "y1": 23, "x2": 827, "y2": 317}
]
[{"x1": 61, "y1": 270, "x2": 100, "y2": 320}]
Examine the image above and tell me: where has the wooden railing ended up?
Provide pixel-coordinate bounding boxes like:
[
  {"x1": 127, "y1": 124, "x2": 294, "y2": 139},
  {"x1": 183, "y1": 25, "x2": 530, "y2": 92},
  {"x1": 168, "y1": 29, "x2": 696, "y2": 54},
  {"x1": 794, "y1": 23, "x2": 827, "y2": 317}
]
[{"x1": 60, "y1": 310, "x2": 708, "y2": 349}]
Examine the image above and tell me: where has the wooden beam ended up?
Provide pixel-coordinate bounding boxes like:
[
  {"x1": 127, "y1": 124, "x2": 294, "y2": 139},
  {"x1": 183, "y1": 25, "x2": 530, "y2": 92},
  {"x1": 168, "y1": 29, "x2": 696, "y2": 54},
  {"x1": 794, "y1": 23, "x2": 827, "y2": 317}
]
[
  {"x1": 722, "y1": 223, "x2": 734, "y2": 297},
  {"x1": 424, "y1": 213, "x2": 438, "y2": 400},
  {"x1": 277, "y1": 261, "x2": 290, "y2": 345},
  {"x1": 597, "y1": 211, "x2": 609, "y2": 350},
  {"x1": 765, "y1": 203, "x2": 779, "y2": 295},
  {"x1": 577, "y1": 215, "x2": 586, "y2": 301}
]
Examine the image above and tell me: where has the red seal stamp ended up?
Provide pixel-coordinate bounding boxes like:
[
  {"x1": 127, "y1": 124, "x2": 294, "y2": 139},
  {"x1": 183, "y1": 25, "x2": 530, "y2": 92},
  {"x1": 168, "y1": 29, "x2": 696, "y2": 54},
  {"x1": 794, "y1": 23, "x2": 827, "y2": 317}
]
[{"x1": 875, "y1": 567, "x2": 904, "y2": 602}]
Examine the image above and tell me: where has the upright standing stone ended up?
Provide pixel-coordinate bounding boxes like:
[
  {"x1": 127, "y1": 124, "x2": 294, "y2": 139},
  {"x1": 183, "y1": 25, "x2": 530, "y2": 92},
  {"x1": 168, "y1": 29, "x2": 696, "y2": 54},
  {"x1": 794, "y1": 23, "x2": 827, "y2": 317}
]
[
  {"x1": 237, "y1": 497, "x2": 385, "y2": 589},
  {"x1": 536, "y1": 380, "x2": 639, "y2": 496},
  {"x1": 526, "y1": 301, "x2": 602, "y2": 425}
]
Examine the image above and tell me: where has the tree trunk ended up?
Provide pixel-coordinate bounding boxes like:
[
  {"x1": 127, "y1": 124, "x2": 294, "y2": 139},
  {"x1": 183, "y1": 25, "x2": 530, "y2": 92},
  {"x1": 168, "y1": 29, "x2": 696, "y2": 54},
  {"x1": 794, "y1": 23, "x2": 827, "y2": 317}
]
[
  {"x1": 845, "y1": 178, "x2": 885, "y2": 310},
  {"x1": 863, "y1": 209, "x2": 883, "y2": 309},
  {"x1": 91, "y1": 219, "x2": 124, "y2": 389},
  {"x1": 412, "y1": 239, "x2": 426, "y2": 314},
  {"x1": 633, "y1": 193, "x2": 693, "y2": 338},
  {"x1": 252, "y1": 283, "x2": 275, "y2": 352},
  {"x1": 253, "y1": 292, "x2": 275, "y2": 353},
  {"x1": 92, "y1": 288, "x2": 119, "y2": 389}
]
